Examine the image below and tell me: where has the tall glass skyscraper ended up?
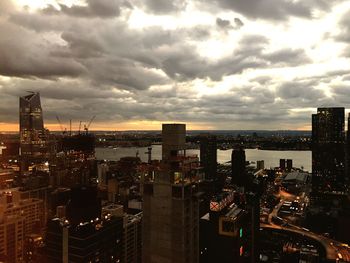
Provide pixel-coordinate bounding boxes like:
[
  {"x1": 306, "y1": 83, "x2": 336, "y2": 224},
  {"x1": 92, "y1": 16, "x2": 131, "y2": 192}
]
[
  {"x1": 312, "y1": 107, "x2": 346, "y2": 195},
  {"x1": 19, "y1": 92, "x2": 46, "y2": 157}
]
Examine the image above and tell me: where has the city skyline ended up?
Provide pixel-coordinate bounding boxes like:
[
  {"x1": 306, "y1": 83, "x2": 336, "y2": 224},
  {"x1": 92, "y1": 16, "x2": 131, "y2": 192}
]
[{"x1": 2, "y1": 1, "x2": 350, "y2": 131}]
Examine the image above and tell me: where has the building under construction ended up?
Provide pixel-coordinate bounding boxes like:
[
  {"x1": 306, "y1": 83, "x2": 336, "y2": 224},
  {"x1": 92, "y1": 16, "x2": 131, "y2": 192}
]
[{"x1": 142, "y1": 124, "x2": 201, "y2": 263}]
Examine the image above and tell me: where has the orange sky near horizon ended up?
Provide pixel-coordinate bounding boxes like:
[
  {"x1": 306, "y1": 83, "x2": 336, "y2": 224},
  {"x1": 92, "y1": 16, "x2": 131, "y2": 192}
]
[{"x1": 0, "y1": 121, "x2": 311, "y2": 132}]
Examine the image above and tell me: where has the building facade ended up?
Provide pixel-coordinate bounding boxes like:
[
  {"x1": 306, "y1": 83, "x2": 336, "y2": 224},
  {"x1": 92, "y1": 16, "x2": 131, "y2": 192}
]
[
  {"x1": 312, "y1": 107, "x2": 346, "y2": 195},
  {"x1": 19, "y1": 92, "x2": 46, "y2": 159},
  {"x1": 200, "y1": 134, "x2": 217, "y2": 181},
  {"x1": 142, "y1": 124, "x2": 200, "y2": 263}
]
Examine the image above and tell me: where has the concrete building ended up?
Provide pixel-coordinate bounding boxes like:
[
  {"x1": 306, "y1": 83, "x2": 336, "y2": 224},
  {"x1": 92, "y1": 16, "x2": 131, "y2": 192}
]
[
  {"x1": 0, "y1": 191, "x2": 44, "y2": 236},
  {"x1": 0, "y1": 215, "x2": 25, "y2": 263},
  {"x1": 142, "y1": 124, "x2": 200, "y2": 263},
  {"x1": 0, "y1": 190, "x2": 45, "y2": 263},
  {"x1": 122, "y1": 212, "x2": 142, "y2": 263}
]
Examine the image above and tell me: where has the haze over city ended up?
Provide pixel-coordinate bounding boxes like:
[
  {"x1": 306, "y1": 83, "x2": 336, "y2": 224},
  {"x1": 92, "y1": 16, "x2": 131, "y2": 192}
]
[{"x1": 2, "y1": 0, "x2": 350, "y2": 131}]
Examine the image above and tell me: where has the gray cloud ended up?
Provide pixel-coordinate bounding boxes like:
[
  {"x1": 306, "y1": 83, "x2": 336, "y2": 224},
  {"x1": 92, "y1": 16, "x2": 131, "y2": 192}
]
[
  {"x1": 0, "y1": 22, "x2": 85, "y2": 79},
  {"x1": 337, "y1": 10, "x2": 350, "y2": 43},
  {"x1": 0, "y1": 0, "x2": 349, "y2": 130},
  {"x1": 136, "y1": 0, "x2": 187, "y2": 14},
  {"x1": 263, "y1": 48, "x2": 311, "y2": 67},
  {"x1": 216, "y1": 18, "x2": 232, "y2": 29},
  {"x1": 43, "y1": 0, "x2": 123, "y2": 18},
  {"x1": 198, "y1": 0, "x2": 344, "y2": 20}
]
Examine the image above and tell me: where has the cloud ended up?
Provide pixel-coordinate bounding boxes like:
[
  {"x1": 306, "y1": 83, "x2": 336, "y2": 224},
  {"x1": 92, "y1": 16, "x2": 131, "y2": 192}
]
[
  {"x1": 0, "y1": 0, "x2": 349, "y2": 130},
  {"x1": 136, "y1": 0, "x2": 187, "y2": 14},
  {"x1": 216, "y1": 18, "x2": 232, "y2": 29},
  {"x1": 198, "y1": 0, "x2": 344, "y2": 20},
  {"x1": 0, "y1": 22, "x2": 85, "y2": 79},
  {"x1": 43, "y1": 0, "x2": 123, "y2": 18}
]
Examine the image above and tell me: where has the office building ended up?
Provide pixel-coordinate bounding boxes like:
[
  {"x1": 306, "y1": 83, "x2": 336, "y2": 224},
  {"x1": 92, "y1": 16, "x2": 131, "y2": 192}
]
[
  {"x1": 312, "y1": 107, "x2": 346, "y2": 195},
  {"x1": 0, "y1": 215, "x2": 25, "y2": 263},
  {"x1": 200, "y1": 134, "x2": 217, "y2": 181},
  {"x1": 231, "y1": 148, "x2": 246, "y2": 187},
  {"x1": 279, "y1": 159, "x2": 286, "y2": 170},
  {"x1": 45, "y1": 215, "x2": 123, "y2": 263},
  {"x1": 256, "y1": 160, "x2": 264, "y2": 170},
  {"x1": 286, "y1": 159, "x2": 293, "y2": 171},
  {"x1": 46, "y1": 186, "x2": 123, "y2": 263},
  {"x1": 0, "y1": 191, "x2": 44, "y2": 236},
  {"x1": 19, "y1": 92, "x2": 47, "y2": 159},
  {"x1": 142, "y1": 124, "x2": 199, "y2": 263},
  {"x1": 122, "y1": 212, "x2": 142, "y2": 263}
]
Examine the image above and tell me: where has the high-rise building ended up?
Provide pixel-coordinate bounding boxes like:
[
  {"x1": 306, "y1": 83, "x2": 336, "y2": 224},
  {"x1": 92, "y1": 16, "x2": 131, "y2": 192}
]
[
  {"x1": 279, "y1": 159, "x2": 286, "y2": 170},
  {"x1": 19, "y1": 92, "x2": 46, "y2": 158},
  {"x1": 286, "y1": 159, "x2": 293, "y2": 171},
  {"x1": 142, "y1": 124, "x2": 199, "y2": 263},
  {"x1": 122, "y1": 212, "x2": 142, "y2": 263},
  {"x1": 346, "y1": 113, "x2": 350, "y2": 192},
  {"x1": 45, "y1": 215, "x2": 123, "y2": 263},
  {"x1": 312, "y1": 107, "x2": 346, "y2": 195},
  {"x1": 0, "y1": 191, "x2": 44, "y2": 236},
  {"x1": 231, "y1": 148, "x2": 246, "y2": 187},
  {"x1": 256, "y1": 160, "x2": 264, "y2": 170},
  {"x1": 45, "y1": 186, "x2": 123, "y2": 263},
  {"x1": 200, "y1": 134, "x2": 217, "y2": 181},
  {"x1": 0, "y1": 215, "x2": 25, "y2": 263}
]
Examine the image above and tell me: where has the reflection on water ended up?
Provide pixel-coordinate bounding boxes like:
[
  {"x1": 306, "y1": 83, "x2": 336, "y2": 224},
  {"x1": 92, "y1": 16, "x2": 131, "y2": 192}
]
[{"x1": 95, "y1": 145, "x2": 312, "y2": 172}]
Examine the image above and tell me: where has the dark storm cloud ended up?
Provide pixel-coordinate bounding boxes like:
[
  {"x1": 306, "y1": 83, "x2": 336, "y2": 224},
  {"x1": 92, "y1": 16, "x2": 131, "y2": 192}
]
[
  {"x1": 43, "y1": 0, "x2": 123, "y2": 18},
  {"x1": 0, "y1": 22, "x2": 85, "y2": 79},
  {"x1": 1, "y1": 0, "x2": 348, "y2": 130}
]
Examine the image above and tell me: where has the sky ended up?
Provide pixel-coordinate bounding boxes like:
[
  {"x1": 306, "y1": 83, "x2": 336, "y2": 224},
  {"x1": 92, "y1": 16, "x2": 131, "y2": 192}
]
[{"x1": 1, "y1": 0, "x2": 350, "y2": 131}]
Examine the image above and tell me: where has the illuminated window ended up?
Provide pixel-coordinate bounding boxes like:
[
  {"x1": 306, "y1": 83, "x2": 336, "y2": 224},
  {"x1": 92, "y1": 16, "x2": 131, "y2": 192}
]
[{"x1": 240, "y1": 246, "x2": 244, "y2": 256}]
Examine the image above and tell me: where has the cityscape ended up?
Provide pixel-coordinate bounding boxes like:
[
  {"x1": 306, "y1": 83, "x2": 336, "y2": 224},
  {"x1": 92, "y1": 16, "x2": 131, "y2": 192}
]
[
  {"x1": 2, "y1": 1, "x2": 350, "y2": 263},
  {"x1": 0, "y1": 92, "x2": 350, "y2": 262}
]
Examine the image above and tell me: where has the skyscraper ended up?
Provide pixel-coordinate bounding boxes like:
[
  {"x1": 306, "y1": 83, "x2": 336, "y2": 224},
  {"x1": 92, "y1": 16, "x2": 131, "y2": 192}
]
[
  {"x1": 312, "y1": 107, "x2": 346, "y2": 195},
  {"x1": 231, "y1": 148, "x2": 246, "y2": 187},
  {"x1": 142, "y1": 124, "x2": 199, "y2": 263},
  {"x1": 200, "y1": 134, "x2": 217, "y2": 181},
  {"x1": 19, "y1": 92, "x2": 46, "y2": 159}
]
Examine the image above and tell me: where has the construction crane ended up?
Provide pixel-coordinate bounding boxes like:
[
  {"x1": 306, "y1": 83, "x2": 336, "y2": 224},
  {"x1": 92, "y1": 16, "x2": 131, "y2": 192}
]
[
  {"x1": 56, "y1": 116, "x2": 66, "y2": 134},
  {"x1": 84, "y1": 115, "x2": 96, "y2": 134}
]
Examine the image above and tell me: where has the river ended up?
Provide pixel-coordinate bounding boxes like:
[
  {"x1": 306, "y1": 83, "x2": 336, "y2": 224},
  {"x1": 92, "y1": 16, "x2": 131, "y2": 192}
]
[{"x1": 95, "y1": 145, "x2": 312, "y2": 172}]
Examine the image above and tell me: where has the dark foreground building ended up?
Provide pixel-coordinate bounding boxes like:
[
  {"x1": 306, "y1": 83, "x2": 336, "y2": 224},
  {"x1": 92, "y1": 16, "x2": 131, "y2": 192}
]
[
  {"x1": 200, "y1": 134, "x2": 217, "y2": 181},
  {"x1": 45, "y1": 186, "x2": 123, "y2": 263},
  {"x1": 231, "y1": 148, "x2": 246, "y2": 187},
  {"x1": 312, "y1": 107, "x2": 346, "y2": 195},
  {"x1": 45, "y1": 216, "x2": 123, "y2": 263},
  {"x1": 200, "y1": 190, "x2": 255, "y2": 263}
]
